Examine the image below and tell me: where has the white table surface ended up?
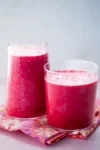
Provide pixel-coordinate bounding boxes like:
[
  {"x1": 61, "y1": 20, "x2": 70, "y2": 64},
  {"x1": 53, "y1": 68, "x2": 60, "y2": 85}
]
[{"x1": 0, "y1": 83, "x2": 100, "y2": 150}]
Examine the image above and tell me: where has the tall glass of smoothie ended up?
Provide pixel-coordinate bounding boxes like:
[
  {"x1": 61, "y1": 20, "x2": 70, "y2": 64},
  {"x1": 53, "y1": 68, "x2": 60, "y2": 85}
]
[
  {"x1": 44, "y1": 60, "x2": 98, "y2": 130},
  {"x1": 6, "y1": 42, "x2": 48, "y2": 118}
]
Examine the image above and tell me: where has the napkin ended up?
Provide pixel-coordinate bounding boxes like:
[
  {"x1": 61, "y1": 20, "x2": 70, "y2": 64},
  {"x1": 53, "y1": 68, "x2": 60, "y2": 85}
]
[{"x1": 0, "y1": 99, "x2": 100, "y2": 145}]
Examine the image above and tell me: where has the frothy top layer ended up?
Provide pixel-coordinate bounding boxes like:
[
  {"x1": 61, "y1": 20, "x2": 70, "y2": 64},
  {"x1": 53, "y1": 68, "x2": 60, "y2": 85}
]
[
  {"x1": 45, "y1": 70, "x2": 98, "y2": 86},
  {"x1": 8, "y1": 45, "x2": 47, "y2": 56}
]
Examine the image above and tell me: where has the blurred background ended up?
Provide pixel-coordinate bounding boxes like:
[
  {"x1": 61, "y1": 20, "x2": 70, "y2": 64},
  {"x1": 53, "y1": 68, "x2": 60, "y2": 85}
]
[{"x1": 0, "y1": 0, "x2": 100, "y2": 81}]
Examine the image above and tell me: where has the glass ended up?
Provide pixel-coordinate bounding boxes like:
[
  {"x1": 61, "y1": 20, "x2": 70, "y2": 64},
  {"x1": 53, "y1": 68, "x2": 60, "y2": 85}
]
[
  {"x1": 6, "y1": 42, "x2": 48, "y2": 118},
  {"x1": 44, "y1": 60, "x2": 98, "y2": 130}
]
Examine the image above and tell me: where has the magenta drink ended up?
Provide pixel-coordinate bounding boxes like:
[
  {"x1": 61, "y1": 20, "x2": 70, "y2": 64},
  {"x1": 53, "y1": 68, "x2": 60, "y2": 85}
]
[
  {"x1": 6, "y1": 43, "x2": 48, "y2": 118},
  {"x1": 44, "y1": 60, "x2": 98, "y2": 130}
]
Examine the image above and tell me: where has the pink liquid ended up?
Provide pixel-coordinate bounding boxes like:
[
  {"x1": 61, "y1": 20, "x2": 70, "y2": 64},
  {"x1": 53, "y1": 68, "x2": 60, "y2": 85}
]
[
  {"x1": 6, "y1": 46, "x2": 48, "y2": 118},
  {"x1": 45, "y1": 70, "x2": 97, "y2": 130}
]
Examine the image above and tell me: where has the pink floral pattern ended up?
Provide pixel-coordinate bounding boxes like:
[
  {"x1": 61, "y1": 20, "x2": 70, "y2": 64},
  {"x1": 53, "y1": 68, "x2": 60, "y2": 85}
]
[{"x1": 0, "y1": 99, "x2": 99, "y2": 145}]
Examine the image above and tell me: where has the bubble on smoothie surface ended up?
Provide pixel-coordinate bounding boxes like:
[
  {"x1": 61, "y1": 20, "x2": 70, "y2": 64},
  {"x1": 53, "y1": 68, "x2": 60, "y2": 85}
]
[
  {"x1": 46, "y1": 70, "x2": 97, "y2": 86},
  {"x1": 8, "y1": 45, "x2": 47, "y2": 56}
]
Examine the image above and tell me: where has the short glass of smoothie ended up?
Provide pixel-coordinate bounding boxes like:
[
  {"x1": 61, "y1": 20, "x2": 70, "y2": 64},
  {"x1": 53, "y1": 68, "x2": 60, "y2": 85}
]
[
  {"x1": 6, "y1": 42, "x2": 48, "y2": 118},
  {"x1": 44, "y1": 60, "x2": 98, "y2": 130}
]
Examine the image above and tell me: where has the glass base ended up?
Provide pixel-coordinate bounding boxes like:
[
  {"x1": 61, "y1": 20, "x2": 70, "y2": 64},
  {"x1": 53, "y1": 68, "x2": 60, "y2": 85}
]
[
  {"x1": 56, "y1": 124, "x2": 93, "y2": 132},
  {"x1": 9, "y1": 112, "x2": 46, "y2": 120},
  {"x1": 11, "y1": 115, "x2": 46, "y2": 120}
]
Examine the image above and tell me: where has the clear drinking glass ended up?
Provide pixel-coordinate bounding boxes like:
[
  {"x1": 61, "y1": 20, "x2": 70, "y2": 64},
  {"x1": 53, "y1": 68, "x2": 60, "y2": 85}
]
[
  {"x1": 6, "y1": 42, "x2": 48, "y2": 118},
  {"x1": 44, "y1": 60, "x2": 98, "y2": 130}
]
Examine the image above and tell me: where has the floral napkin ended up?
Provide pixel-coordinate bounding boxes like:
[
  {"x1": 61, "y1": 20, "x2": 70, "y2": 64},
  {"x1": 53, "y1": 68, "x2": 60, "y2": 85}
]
[{"x1": 0, "y1": 99, "x2": 100, "y2": 145}]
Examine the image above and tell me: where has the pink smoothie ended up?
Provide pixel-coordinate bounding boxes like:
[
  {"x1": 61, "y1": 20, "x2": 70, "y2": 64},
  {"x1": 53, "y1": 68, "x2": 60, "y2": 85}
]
[
  {"x1": 6, "y1": 46, "x2": 48, "y2": 118},
  {"x1": 45, "y1": 70, "x2": 97, "y2": 130}
]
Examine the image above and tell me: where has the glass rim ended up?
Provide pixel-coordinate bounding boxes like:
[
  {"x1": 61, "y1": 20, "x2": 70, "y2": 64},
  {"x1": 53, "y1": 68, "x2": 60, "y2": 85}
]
[
  {"x1": 7, "y1": 41, "x2": 48, "y2": 56},
  {"x1": 44, "y1": 59, "x2": 99, "y2": 74},
  {"x1": 8, "y1": 41, "x2": 48, "y2": 49}
]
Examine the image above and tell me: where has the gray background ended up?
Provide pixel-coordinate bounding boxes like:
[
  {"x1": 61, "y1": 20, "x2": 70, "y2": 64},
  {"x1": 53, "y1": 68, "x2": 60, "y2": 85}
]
[{"x1": 0, "y1": 0, "x2": 100, "y2": 80}]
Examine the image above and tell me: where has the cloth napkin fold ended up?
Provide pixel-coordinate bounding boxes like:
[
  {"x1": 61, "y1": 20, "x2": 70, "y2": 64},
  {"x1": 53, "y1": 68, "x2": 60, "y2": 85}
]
[{"x1": 0, "y1": 99, "x2": 100, "y2": 145}]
